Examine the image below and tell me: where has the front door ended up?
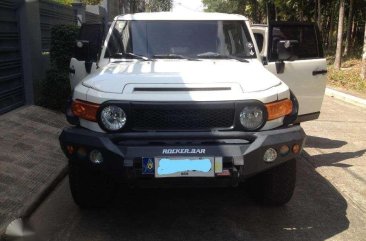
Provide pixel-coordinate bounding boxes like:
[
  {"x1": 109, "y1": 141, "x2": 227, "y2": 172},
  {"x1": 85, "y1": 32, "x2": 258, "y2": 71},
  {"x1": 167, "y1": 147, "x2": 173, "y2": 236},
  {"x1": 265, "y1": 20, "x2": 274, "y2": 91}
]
[{"x1": 265, "y1": 22, "x2": 327, "y2": 119}]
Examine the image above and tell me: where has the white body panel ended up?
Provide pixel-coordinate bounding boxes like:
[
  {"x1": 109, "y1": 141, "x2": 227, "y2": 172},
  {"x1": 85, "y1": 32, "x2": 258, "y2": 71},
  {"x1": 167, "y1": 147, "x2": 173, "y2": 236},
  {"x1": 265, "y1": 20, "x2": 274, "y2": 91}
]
[
  {"x1": 68, "y1": 12, "x2": 326, "y2": 132},
  {"x1": 115, "y1": 12, "x2": 248, "y2": 21},
  {"x1": 81, "y1": 59, "x2": 281, "y2": 95},
  {"x1": 69, "y1": 58, "x2": 97, "y2": 90},
  {"x1": 265, "y1": 59, "x2": 327, "y2": 115}
]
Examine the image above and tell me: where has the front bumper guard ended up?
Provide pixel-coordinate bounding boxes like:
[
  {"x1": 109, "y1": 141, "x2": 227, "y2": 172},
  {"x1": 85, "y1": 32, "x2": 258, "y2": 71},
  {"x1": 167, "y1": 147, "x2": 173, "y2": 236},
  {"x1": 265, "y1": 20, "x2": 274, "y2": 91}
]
[{"x1": 59, "y1": 125, "x2": 306, "y2": 179}]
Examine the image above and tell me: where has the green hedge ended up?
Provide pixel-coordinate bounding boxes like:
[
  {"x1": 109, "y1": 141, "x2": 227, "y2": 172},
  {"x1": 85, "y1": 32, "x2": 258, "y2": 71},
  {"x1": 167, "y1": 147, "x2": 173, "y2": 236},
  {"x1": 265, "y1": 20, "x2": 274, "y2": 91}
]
[
  {"x1": 38, "y1": 24, "x2": 79, "y2": 111},
  {"x1": 50, "y1": 24, "x2": 79, "y2": 72},
  {"x1": 38, "y1": 68, "x2": 72, "y2": 111}
]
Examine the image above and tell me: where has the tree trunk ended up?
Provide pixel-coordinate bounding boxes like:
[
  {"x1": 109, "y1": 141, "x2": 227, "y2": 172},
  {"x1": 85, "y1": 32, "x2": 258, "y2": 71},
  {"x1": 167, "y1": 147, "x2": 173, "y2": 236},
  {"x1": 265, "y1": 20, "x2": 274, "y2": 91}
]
[
  {"x1": 351, "y1": 16, "x2": 357, "y2": 48},
  {"x1": 334, "y1": 0, "x2": 345, "y2": 70},
  {"x1": 317, "y1": 0, "x2": 322, "y2": 29},
  {"x1": 343, "y1": 0, "x2": 353, "y2": 56},
  {"x1": 361, "y1": 22, "x2": 366, "y2": 80},
  {"x1": 328, "y1": 8, "x2": 334, "y2": 48},
  {"x1": 299, "y1": 0, "x2": 304, "y2": 22}
]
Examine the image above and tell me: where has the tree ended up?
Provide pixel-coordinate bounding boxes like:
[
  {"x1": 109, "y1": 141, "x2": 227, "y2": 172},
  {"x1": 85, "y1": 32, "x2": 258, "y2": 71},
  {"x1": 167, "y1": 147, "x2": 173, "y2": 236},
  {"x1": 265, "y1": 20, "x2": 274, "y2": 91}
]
[
  {"x1": 145, "y1": 0, "x2": 173, "y2": 12},
  {"x1": 317, "y1": 0, "x2": 322, "y2": 29},
  {"x1": 202, "y1": 0, "x2": 242, "y2": 14},
  {"x1": 203, "y1": 0, "x2": 268, "y2": 22},
  {"x1": 334, "y1": 0, "x2": 345, "y2": 70},
  {"x1": 82, "y1": 0, "x2": 102, "y2": 4},
  {"x1": 361, "y1": 22, "x2": 366, "y2": 80},
  {"x1": 343, "y1": 0, "x2": 354, "y2": 56},
  {"x1": 53, "y1": 0, "x2": 102, "y2": 5},
  {"x1": 53, "y1": 0, "x2": 73, "y2": 5}
]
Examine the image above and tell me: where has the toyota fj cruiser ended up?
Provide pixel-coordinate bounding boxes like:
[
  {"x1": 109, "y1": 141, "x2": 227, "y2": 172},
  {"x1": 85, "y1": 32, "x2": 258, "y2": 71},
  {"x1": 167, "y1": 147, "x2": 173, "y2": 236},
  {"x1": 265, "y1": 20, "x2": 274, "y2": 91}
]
[{"x1": 59, "y1": 12, "x2": 327, "y2": 207}]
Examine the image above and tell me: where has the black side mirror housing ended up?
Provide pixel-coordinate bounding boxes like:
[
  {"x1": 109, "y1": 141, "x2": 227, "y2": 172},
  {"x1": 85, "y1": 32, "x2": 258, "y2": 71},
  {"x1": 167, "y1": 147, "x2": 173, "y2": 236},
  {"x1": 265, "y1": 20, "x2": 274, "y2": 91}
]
[
  {"x1": 74, "y1": 40, "x2": 95, "y2": 73},
  {"x1": 275, "y1": 40, "x2": 299, "y2": 74},
  {"x1": 277, "y1": 40, "x2": 299, "y2": 61}
]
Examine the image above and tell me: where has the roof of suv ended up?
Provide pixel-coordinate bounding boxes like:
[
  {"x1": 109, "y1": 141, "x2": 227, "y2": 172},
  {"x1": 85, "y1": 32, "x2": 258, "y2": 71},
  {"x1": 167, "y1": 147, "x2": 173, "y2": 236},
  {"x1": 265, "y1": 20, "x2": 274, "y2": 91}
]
[{"x1": 115, "y1": 12, "x2": 248, "y2": 21}]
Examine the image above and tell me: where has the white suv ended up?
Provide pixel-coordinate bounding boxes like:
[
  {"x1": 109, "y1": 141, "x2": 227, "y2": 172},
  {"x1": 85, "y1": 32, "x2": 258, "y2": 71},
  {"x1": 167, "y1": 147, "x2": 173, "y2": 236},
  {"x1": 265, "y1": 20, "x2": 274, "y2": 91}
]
[{"x1": 60, "y1": 12, "x2": 327, "y2": 208}]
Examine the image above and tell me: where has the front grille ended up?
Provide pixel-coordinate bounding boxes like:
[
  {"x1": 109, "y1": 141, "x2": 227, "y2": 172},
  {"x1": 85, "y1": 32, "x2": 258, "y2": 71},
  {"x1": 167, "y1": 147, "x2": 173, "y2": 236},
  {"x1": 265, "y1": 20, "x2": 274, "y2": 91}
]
[{"x1": 131, "y1": 102, "x2": 235, "y2": 130}]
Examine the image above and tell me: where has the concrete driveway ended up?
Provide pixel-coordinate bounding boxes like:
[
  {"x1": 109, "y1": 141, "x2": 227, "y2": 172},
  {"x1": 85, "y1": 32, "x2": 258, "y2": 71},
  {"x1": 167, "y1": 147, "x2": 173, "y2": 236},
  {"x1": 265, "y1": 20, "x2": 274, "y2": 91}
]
[{"x1": 17, "y1": 96, "x2": 366, "y2": 241}]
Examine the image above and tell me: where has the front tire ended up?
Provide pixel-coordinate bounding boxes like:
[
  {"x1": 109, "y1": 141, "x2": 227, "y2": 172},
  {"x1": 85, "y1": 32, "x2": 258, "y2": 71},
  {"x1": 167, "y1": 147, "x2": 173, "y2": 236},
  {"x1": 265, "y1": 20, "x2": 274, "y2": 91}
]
[
  {"x1": 69, "y1": 161, "x2": 117, "y2": 208},
  {"x1": 248, "y1": 158, "x2": 296, "y2": 206}
]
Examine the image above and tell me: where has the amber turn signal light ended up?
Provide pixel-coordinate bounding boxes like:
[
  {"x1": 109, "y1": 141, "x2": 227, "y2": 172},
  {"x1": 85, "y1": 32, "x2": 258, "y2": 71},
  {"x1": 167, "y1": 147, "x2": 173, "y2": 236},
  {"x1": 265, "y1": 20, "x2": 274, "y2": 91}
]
[
  {"x1": 292, "y1": 144, "x2": 301, "y2": 154},
  {"x1": 71, "y1": 99, "x2": 100, "y2": 122},
  {"x1": 265, "y1": 99, "x2": 293, "y2": 121}
]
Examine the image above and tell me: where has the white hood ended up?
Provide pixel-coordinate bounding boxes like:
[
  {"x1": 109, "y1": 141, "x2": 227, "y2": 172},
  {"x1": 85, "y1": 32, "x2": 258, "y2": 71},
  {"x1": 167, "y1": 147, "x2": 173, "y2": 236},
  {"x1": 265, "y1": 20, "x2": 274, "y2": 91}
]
[{"x1": 82, "y1": 59, "x2": 281, "y2": 94}]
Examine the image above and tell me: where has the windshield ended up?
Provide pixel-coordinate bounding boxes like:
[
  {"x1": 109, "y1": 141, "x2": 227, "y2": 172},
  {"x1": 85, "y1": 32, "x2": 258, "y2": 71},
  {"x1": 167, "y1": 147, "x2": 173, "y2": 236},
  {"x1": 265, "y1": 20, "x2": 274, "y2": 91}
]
[{"x1": 105, "y1": 20, "x2": 256, "y2": 60}]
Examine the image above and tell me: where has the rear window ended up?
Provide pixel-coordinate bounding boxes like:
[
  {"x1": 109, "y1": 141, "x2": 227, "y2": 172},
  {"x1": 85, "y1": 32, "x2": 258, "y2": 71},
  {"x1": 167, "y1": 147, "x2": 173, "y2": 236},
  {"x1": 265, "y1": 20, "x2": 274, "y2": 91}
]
[{"x1": 269, "y1": 24, "x2": 323, "y2": 61}]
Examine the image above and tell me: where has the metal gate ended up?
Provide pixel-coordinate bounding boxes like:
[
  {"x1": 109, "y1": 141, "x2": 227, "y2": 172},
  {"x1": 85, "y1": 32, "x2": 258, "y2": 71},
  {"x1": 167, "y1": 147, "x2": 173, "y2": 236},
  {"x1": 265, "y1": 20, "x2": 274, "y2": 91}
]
[{"x1": 0, "y1": 0, "x2": 24, "y2": 114}]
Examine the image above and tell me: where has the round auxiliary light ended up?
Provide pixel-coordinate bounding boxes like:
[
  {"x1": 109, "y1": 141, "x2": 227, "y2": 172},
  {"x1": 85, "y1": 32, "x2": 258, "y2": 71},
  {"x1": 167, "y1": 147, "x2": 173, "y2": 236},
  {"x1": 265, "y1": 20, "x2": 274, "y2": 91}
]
[
  {"x1": 263, "y1": 148, "x2": 278, "y2": 163},
  {"x1": 239, "y1": 106, "x2": 265, "y2": 131},
  {"x1": 279, "y1": 145, "x2": 290, "y2": 156},
  {"x1": 100, "y1": 105, "x2": 127, "y2": 131},
  {"x1": 77, "y1": 147, "x2": 88, "y2": 159},
  {"x1": 292, "y1": 144, "x2": 301, "y2": 154},
  {"x1": 90, "y1": 149, "x2": 103, "y2": 164}
]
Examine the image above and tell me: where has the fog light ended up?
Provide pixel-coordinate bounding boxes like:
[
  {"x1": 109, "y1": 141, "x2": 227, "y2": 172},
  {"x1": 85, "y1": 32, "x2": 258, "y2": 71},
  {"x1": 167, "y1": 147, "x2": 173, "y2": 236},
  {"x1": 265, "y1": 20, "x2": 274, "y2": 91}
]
[
  {"x1": 77, "y1": 147, "x2": 87, "y2": 159},
  {"x1": 263, "y1": 148, "x2": 277, "y2": 163},
  {"x1": 66, "y1": 145, "x2": 75, "y2": 155},
  {"x1": 292, "y1": 144, "x2": 301, "y2": 154},
  {"x1": 279, "y1": 145, "x2": 290, "y2": 156},
  {"x1": 90, "y1": 150, "x2": 103, "y2": 164}
]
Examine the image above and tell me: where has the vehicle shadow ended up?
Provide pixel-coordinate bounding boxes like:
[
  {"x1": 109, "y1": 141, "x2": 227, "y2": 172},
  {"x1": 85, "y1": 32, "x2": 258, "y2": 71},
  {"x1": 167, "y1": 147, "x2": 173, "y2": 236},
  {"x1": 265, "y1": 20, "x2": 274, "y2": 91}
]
[
  {"x1": 304, "y1": 135, "x2": 366, "y2": 168},
  {"x1": 62, "y1": 155, "x2": 349, "y2": 241},
  {"x1": 305, "y1": 135, "x2": 347, "y2": 149}
]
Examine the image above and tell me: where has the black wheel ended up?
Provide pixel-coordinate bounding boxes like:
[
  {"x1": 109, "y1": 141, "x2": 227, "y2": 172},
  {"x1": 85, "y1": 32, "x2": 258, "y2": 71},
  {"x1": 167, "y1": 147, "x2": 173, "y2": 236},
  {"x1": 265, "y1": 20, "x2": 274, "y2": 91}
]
[
  {"x1": 248, "y1": 158, "x2": 296, "y2": 206},
  {"x1": 69, "y1": 161, "x2": 117, "y2": 208}
]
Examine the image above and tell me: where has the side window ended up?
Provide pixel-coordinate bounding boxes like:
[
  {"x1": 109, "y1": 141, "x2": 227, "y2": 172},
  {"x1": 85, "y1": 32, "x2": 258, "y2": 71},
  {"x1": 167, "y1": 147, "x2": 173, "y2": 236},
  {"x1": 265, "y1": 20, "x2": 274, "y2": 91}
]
[
  {"x1": 269, "y1": 24, "x2": 322, "y2": 62},
  {"x1": 222, "y1": 21, "x2": 255, "y2": 57},
  {"x1": 105, "y1": 21, "x2": 131, "y2": 57},
  {"x1": 253, "y1": 33, "x2": 264, "y2": 53}
]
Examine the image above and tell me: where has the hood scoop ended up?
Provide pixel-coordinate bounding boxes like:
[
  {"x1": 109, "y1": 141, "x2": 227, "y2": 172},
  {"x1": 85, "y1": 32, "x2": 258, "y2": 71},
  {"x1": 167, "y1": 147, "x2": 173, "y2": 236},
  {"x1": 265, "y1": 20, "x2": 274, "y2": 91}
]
[
  {"x1": 123, "y1": 83, "x2": 242, "y2": 94},
  {"x1": 133, "y1": 87, "x2": 232, "y2": 92}
]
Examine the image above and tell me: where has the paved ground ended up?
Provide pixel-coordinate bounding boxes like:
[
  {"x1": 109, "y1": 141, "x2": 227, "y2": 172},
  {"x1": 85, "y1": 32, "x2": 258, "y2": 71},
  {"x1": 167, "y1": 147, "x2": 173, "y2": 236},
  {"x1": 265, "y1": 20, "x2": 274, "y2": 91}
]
[
  {"x1": 5, "y1": 96, "x2": 366, "y2": 241},
  {"x1": 0, "y1": 106, "x2": 68, "y2": 235}
]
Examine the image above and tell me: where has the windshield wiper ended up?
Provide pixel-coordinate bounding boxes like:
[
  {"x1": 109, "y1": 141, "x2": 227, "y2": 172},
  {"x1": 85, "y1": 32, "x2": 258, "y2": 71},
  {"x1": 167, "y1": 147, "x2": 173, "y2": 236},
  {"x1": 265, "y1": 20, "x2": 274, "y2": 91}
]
[
  {"x1": 196, "y1": 52, "x2": 249, "y2": 63},
  {"x1": 152, "y1": 54, "x2": 198, "y2": 61},
  {"x1": 110, "y1": 52, "x2": 150, "y2": 61}
]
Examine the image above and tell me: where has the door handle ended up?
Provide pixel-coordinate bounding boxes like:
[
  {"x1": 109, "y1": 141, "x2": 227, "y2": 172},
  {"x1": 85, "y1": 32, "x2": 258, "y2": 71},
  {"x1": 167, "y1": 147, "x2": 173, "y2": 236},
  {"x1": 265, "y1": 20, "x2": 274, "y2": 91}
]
[{"x1": 312, "y1": 70, "x2": 327, "y2": 76}]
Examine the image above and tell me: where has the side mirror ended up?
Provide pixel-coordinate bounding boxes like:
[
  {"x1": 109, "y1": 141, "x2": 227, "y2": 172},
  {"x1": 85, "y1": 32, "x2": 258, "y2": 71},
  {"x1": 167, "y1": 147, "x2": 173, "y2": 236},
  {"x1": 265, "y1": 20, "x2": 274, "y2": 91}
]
[
  {"x1": 275, "y1": 40, "x2": 299, "y2": 74},
  {"x1": 277, "y1": 40, "x2": 299, "y2": 61},
  {"x1": 74, "y1": 40, "x2": 96, "y2": 73}
]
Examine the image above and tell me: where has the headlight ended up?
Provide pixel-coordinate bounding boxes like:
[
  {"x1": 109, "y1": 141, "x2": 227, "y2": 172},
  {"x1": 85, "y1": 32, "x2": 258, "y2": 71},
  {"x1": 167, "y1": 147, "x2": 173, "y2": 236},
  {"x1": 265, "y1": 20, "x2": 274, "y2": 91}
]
[
  {"x1": 239, "y1": 106, "x2": 265, "y2": 131},
  {"x1": 100, "y1": 105, "x2": 127, "y2": 131}
]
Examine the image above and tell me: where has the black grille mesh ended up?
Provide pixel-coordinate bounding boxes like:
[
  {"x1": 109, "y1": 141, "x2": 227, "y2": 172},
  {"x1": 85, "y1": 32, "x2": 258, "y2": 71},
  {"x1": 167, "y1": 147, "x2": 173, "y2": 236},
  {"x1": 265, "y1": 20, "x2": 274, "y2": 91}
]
[{"x1": 132, "y1": 106, "x2": 234, "y2": 130}]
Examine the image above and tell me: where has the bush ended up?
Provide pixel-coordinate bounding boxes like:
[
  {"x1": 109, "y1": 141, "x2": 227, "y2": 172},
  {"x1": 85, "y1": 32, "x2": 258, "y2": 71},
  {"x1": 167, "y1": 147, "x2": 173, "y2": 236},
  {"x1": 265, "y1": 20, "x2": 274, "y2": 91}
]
[
  {"x1": 38, "y1": 25, "x2": 79, "y2": 111},
  {"x1": 38, "y1": 67, "x2": 71, "y2": 111},
  {"x1": 50, "y1": 24, "x2": 79, "y2": 72}
]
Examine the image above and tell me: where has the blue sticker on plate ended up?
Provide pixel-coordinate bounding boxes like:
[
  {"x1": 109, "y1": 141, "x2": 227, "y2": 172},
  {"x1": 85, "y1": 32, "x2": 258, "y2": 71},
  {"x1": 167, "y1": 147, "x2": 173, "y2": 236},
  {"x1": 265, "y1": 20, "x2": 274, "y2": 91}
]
[{"x1": 142, "y1": 158, "x2": 155, "y2": 175}]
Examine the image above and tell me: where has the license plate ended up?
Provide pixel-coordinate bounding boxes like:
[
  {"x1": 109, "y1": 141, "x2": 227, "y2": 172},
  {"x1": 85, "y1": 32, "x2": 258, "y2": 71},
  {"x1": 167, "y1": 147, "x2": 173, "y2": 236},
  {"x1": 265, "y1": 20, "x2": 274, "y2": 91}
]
[{"x1": 155, "y1": 157, "x2": 214, "y2": 178}]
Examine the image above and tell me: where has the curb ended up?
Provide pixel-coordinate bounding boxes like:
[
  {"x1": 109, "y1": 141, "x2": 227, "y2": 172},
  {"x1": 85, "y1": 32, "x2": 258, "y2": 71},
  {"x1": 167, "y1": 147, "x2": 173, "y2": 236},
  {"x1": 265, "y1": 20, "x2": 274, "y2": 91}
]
[
  {"x1": 1, "y1": 166, "x2": 68, "y2": 238},
  {"x1": 325, "y1": 88, "x2": 366, "y2": 108}
]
